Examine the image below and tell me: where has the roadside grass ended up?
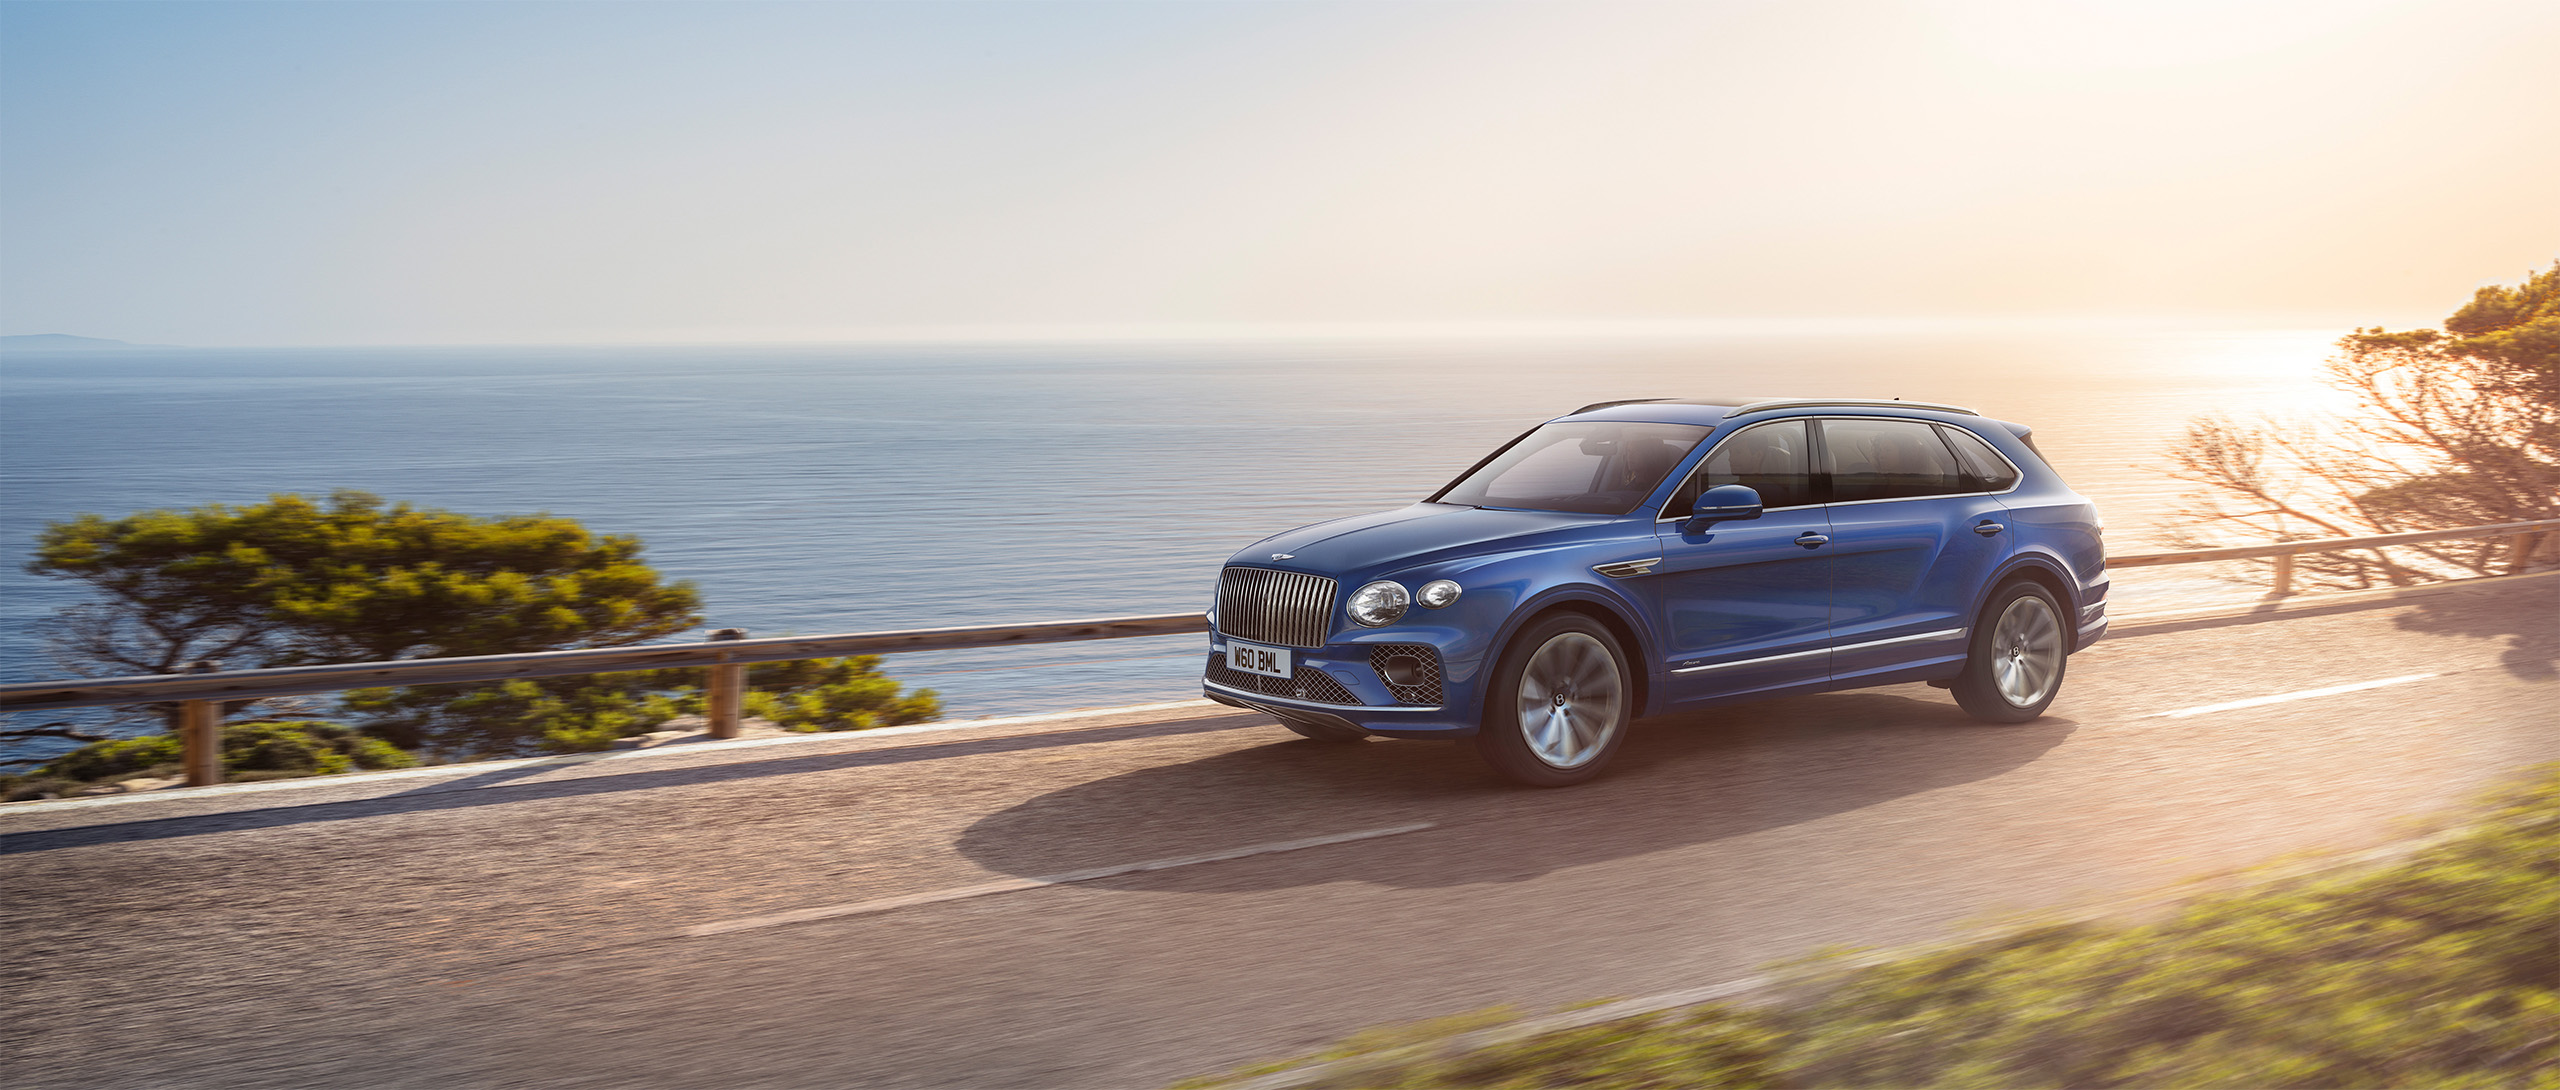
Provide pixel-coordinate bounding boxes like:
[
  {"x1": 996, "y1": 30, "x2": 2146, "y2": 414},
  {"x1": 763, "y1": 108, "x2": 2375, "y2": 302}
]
[{"x1": 1179, "y1": 763, "x2": 2560, "y2": 1090}]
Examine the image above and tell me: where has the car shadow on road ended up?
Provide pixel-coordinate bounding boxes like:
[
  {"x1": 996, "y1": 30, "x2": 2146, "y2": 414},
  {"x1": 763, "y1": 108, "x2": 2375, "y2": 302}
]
[{"x1": 955, "y1": 689, "x2": 2078, "y2": 892}]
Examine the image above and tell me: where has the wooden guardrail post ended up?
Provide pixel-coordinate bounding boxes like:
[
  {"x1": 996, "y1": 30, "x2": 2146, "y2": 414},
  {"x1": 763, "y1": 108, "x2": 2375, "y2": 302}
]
[
  {"x1": 180, "y1": 660, "x2": 222, "y2": 787},
  {"x1": 2271, "y1": 552, "x2": 2295, "y2": 597},
  {"x1": 2509, "y1": 531, "x2": 2543, "y2": 575},
  {"x1": 707, "y1": 628, "x2": 747, "y2": 740}
]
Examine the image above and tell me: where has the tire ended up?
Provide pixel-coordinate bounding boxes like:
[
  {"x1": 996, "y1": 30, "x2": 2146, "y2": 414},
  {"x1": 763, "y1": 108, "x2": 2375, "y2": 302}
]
[
  {"x1": 1475, "y1": 613, "x2": 1633, "y2": 786},
  {"x1": 1951, "y1": 581, "x2": 2069, "y2": 723},
  {"x1": 1278, "y1": 717, "x2": 1369, "y2": 743}
]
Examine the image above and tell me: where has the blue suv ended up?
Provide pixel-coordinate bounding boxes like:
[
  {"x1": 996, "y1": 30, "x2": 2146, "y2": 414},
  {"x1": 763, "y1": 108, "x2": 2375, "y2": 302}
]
[{"x1": 1202, "y1": 397, "x2": 2108, "y2": 786}]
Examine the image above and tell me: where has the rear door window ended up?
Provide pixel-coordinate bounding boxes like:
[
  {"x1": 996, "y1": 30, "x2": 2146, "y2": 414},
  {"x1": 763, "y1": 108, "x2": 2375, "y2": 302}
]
[{"x1": 1821, "y1": 418, "x2": 1966, "y2": 502}]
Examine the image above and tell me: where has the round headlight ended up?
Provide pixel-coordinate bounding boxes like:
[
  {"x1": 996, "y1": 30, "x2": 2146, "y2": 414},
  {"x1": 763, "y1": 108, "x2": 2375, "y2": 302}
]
[
  {"x1": 1417, "y1": 579, "x2": 1462, "y2": 608},
  {"x1": 1347, "y1": 580, "x2": 1410, "y2": 627}
]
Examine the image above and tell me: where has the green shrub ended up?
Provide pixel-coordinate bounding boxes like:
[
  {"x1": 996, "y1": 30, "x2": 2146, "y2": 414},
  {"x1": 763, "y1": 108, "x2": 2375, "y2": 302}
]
[
  {"x1": 41, "y1": 734, "x2": 182, "y2": 781},
  {"x1": 346, "y1": 655, "x2": 939, "y2": 756},
  {"x1": 744, "y1": 656, "x2": 941, "y2": 732},
  {"x1": 31, "y1": 721, "x2": 416, "y2": 788},
  {"x1": 1, "y1": 774, "x2": 86, "y2": 802},
  {"x1": 222, "y1": 722, "x2": 354, "y2": 775},
  {"x1": 219, "y1": 720, "x2": 420, "y2": 775}
]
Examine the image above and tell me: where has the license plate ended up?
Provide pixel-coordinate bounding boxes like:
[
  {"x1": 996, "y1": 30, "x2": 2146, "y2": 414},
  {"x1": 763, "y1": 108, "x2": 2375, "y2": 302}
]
[{"x1": 1227, "y1": 641, "x2": 1292, "y2": 679}]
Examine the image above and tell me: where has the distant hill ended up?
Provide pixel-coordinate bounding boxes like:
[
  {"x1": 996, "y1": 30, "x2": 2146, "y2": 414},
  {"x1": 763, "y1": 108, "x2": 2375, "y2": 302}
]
[{"x1": 0, "y1": 333, "x2": 170, "y2": 352}]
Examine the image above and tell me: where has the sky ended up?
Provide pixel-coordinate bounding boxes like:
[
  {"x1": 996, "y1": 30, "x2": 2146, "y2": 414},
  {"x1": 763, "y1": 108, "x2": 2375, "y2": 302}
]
[{"x1": 1, "y1": 0, "x2": 2555, "y2": 347}]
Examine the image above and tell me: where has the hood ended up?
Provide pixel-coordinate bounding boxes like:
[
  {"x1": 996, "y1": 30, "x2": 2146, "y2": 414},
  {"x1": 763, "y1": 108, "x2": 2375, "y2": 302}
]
[{"x1": 1234, "y1": 503, "x2": 1606, "y2": 577}]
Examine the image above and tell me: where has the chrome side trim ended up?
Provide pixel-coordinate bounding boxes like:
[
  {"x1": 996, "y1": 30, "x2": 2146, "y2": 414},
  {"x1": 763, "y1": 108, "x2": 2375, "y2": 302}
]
[
  {"x1": 1656, "y1": 503, "x2": 1820, "y2": 524},
  {"x1": 1204, "y1": 678, "x2": 1441, "y2": 713},
  {"x1": 1672, "y1": 628, "x2": 1967, "y2": 674},
  {"x1": 1593, "y1": 558, "x2": 1662, "y2": 579},
  {"x1": 1822, "y1": 487, "x2": 2021, "y2": 508}
]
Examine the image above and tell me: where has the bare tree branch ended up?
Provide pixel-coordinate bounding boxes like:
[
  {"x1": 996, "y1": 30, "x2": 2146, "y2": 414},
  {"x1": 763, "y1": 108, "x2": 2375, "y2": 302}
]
[{"x1": 2167, "y1": 293, "x2": 2559, "y2": 594}]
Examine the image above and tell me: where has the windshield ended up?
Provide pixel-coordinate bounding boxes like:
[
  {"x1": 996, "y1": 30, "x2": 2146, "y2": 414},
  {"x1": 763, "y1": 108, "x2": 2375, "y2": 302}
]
[{"x1": 1434, "y1": 421, "x2": 1712, "y2": 515}]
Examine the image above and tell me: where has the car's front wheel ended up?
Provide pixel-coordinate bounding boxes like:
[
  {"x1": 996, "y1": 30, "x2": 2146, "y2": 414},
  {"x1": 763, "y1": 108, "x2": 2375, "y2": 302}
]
[
  {"x1": 1951, "y1": 580, "x2": 2068, "y2": 723},
  {"x1": 1476, "y1": 613, "x2": 1632, "y2": 786}
]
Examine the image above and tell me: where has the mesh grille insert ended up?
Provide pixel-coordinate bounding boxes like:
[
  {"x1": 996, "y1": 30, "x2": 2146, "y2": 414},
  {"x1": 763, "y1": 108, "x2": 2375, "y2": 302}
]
[
  {"x1": 1368, "y1": 644, "x2": 1445, "y2": 705},
  {"x1": 1204, "y1": 654, "x2": 1361, "y2": 705}
]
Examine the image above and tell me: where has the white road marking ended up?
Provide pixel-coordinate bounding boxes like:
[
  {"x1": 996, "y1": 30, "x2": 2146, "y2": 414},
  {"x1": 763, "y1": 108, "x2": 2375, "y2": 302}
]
[
  {"x1": 2149, "y1": 673, "x2": 2438, "y2": 719},
  {"x1": 685, "y1": 821, "x2": 1436, "y2": 938}
]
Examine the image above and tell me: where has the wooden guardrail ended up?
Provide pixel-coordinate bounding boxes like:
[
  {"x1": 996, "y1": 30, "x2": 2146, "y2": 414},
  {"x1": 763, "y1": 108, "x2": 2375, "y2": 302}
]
[
  {"x1": 2, "y1": 613, "x2": 1211, "y2": 787},
  {"x1": 3, "y1": 517, "x2": 2551, "y2": 788},
  {"x1": 2106, "y1": 517, "x2": 2558, "y2": 596}
]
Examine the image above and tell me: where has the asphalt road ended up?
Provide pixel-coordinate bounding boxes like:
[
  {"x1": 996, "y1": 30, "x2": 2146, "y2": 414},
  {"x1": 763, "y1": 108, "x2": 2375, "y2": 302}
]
[{"x1": 4, "y1": 575, "x2": 2554, "y2": 1089}]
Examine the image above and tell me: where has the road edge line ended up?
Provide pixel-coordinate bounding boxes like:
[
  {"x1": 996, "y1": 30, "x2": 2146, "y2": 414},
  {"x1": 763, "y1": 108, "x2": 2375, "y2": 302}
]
[{"x1": 2148, "y1": 673, "x2": 2438, "y2": 719}]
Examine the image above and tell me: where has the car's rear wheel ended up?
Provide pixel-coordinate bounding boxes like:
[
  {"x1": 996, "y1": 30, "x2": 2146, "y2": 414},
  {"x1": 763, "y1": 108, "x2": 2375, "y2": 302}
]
[
  {"x1": 1952, "y1": 581, "x2": 2068, "y2": 723},
  {"x1": 1476, "y1": 613, "x2": 1632, "y2": 786}
]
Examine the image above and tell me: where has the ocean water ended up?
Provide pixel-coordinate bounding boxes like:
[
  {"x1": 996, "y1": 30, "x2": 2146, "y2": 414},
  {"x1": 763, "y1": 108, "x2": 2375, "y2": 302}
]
[{"x1": 0, "y1": 327, "x2": 2350, "y2": 763}]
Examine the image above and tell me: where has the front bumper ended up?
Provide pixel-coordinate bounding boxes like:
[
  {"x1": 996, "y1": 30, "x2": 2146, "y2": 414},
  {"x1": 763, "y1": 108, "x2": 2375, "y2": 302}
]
[{"x1": 1201, "y1": 639, "x2": 1480, "y2": 739}]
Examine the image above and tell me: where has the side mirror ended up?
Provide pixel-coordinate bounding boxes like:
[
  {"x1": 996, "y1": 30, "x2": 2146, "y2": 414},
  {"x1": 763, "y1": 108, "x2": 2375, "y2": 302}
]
[{"x1": 1682, "y1": 484, "x2": 1763, "y2": 531}]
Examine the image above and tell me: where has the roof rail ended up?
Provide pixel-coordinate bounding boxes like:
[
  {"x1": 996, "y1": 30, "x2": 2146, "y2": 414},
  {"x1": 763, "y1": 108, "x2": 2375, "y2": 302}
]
[
  {"x1": 1729, "y1": 397, "x2": 1978, "y2": 417},
  {"x1": 1568, "y1": 397, "x2": 1673, "y2": 415}
]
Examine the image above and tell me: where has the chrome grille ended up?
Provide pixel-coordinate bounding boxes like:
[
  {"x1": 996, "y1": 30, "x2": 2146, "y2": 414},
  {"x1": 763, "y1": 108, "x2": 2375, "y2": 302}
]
[{"x1": 1216, "y1": 567, "x2": 1337, "y2": 649}]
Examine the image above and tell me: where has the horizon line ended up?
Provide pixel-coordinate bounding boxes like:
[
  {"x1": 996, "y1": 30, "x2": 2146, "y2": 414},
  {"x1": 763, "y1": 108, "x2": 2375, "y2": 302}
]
[{"x1": 1, "y1": 310, "x2": 2431, "y2": 352}]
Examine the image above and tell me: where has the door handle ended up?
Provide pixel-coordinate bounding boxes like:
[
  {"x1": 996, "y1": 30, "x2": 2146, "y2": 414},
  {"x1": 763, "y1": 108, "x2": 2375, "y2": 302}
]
[
  {"x1": 1794, "y1": 532, "x2": 1830, "y2": 549},
  {"x1": 1974, "y1": 520, "x2": 2006, "y2": 536}
]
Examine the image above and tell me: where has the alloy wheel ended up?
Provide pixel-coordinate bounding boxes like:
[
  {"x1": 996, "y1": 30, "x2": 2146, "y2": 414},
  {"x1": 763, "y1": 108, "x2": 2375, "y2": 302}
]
[
  {"x1": 1990, "y1": 593, "x2": 2063, "y2": 707},
  {"x1": 1514, "y1": 631, "x2": 1625, "y2": 769}
]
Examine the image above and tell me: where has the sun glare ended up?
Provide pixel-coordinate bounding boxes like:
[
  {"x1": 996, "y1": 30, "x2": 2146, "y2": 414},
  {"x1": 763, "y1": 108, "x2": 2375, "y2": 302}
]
[{"x1": 1930, "y1": 0, "x2": 2418, "y2": 70}]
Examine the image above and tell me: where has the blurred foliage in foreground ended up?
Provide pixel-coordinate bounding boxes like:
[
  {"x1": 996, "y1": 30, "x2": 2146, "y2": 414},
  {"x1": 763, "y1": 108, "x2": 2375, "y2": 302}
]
[{"x1": 1180, "y1": 764, "x2": 2560, "y2": 1090}]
